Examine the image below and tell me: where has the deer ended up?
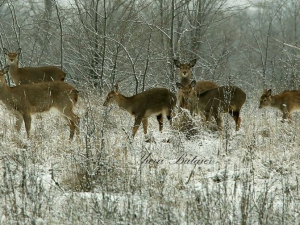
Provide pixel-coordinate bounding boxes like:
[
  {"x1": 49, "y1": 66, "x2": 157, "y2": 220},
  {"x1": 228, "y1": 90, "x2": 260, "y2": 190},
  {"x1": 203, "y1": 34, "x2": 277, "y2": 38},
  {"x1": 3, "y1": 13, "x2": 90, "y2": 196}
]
[
  {"x1": 174, "y1": 59, "x2": 218, "y2": 113},
  {"x1": 3, "y1": 48, "x2": 66, "y2": 85},
  {"x1": 176, "y1": 80, "x2": 246, "y2": 131},
  {"x1": 259, "y1": 89, "x2": 300, "y2": 122},
  {"x1": 0, "y1": 66, "x2": 79, "y2": 140},
  {"x1": 103, "y1": 84, "x2": 177, "y2": 138}
]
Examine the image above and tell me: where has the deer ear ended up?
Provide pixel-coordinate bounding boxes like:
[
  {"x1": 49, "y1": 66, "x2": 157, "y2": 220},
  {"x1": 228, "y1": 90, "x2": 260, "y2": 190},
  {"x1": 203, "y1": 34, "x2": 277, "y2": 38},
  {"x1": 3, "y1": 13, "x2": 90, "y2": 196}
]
[
  {"x1": 267, "y1": 89, "x2": 272, "y2": 96},
  {"x1": 16, "y1": 48, "x2": 21, "y2": 55},
  {"x1": 176, "y1": 82, "x2": 183, "y2": 89},
  {"x1": 189, "y1": 59, "x2": 197, "y2": 68},
  {"x1": 174, "y1": 59, "x2": 181, "y2": 68},
  {"x1": 3, "y1": 48, "x2": 8, "y2": 55},
  {"x1": 190, "y1": 80, "x2": 196, "y2": 88}
]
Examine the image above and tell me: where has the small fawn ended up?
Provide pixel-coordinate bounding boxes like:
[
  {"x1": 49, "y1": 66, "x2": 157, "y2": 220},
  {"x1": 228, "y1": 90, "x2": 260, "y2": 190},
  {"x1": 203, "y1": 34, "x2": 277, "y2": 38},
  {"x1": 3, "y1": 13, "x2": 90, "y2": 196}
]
[
  {"x1": 103, "y1": 84, "x2": 177, "y2": 138},
  {"x1": 0, "y1": 66, "x2": 79, "y2": 140},
  {"x1": 176, "y1": 80, "x2": 246, "y2": 131},
  {"x1": 259, "y1": 89, "x2": 300, "y2": 122},
  {"x1": 174, "y1": 59, "x2": 218, "y2": 112},
  {"x1": 3, "y1": 48, "x2": 66, "y2": 85}
]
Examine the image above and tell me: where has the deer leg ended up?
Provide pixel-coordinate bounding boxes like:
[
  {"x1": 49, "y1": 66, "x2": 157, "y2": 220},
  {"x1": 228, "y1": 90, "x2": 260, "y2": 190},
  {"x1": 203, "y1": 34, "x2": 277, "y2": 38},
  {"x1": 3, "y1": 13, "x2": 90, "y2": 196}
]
[
  {"x1": 13, "y1": 111, "x2": 23, "y2": 132},
  {"x1": 282, "y1": 112, "x2": 289, "y2": 122},
  {"x1": 157, "y1": 114, "x2": 163, "y2": 132},
  {"x1": 282, "y1": 111, "x2": 292, "y2": 123},
  {"x1": 22, "y1": 113, "x2": 32, "y2": 138},
  {"x1": 214, "y1": 115, "x2": 223, "y2": 130},
  {"x1": 61, "y1": 109, "x2": 80, "y2": 140},
  {"x1": 133, "y1": 116, "x2": 143, "y2": 138},
  {"x1": 167, "y1": 109, "x2": 173, "y2": 126},
  {"x1": 205, "y1": 114, "x2": 210, "y2": 122},
  {"x1": 231, "y1": 111, "x2": 241, "y2": 131},
  {"x1": 142, "y1": 118, "x2": 148, "y2": 134},
  {"x1": 288, "y1": 114, "x2": 293, "y2": 123},
  {"x1": 64, "y1": 117, "x2": 76, "y2": 140},
  {"x1": 281, "y1": 105, "x2": 292, "y2": 122},
  {"x1": 71, "y1": 112, "x2": 80, "y2": 138},
  {"x1": 67, "y1": 115, "x2": 79, "y2": 140},
  {"x1": 75, "y1": 115, "x2": 80, "y2": 136}
]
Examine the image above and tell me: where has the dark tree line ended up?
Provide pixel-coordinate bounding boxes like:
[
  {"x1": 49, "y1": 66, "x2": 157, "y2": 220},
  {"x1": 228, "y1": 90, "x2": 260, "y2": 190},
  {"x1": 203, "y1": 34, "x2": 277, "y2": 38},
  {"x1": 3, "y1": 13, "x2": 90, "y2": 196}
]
[{"x1": 0, "y1": 0, "x2": 300, "y2": 95}]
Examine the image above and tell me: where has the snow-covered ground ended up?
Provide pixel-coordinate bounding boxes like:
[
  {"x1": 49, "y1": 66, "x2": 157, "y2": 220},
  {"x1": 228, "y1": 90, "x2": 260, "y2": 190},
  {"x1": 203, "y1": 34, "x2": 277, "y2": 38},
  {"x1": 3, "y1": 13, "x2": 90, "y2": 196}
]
[{"x1": 0, "y1": 93, "x2": 300, "y2": 224}]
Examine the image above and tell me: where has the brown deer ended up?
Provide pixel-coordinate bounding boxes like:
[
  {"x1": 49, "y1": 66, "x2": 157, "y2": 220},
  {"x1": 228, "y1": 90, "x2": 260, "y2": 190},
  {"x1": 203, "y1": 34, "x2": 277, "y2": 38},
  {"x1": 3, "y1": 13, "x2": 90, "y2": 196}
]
[
  {"x1": 103, "y1": 84, "x2": 177, "y2": 138},
  {"x1": 259, "y1": 89, "x2": 300, "y2": 122},
  {"x1": 3, "y1": 48, "x2": 66, "y2": 85},
  {"x1": 174, "y1": 59, "x2": 218, "y2": 112},
  {"x1": 0, "y1": 66, "x2": 79, "y2": 140},
  {"x1": 176, "y1": 80, "x2": 246, "y2": 131}
]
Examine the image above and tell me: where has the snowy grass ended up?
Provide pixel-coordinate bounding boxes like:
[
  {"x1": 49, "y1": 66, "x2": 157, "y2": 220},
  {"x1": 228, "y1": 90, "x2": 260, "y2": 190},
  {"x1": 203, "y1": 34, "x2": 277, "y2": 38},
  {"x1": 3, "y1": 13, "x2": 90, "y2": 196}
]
[{"x1": 0, "y1": 92, "x2": 300, "y2": 224}]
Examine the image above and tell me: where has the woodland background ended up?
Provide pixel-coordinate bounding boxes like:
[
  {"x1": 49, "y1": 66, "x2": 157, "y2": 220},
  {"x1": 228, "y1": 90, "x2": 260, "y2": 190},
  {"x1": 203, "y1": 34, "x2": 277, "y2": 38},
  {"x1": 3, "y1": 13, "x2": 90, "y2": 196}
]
[{"x1": 1, "y1": 0, "x2": 300, "y2": 94}]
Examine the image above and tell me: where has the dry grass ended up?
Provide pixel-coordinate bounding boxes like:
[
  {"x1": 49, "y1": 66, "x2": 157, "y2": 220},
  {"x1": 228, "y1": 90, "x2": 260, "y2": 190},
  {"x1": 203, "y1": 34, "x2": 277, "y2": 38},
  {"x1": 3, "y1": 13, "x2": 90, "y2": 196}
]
[{"x1": 0, "y1": 93, "x2": 300, "y2": 224}]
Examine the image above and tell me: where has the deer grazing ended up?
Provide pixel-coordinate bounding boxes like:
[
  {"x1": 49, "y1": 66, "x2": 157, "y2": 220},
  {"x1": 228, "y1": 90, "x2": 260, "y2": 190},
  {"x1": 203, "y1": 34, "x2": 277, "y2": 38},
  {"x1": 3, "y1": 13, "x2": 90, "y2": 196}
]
[
  {"x1": 259, "y1": 89, "x2": 300, "y2": 122},
  {"x1": 174, "y1": 59, "x2": 218, "y2": 112},
  {"x1": 176, "y1": 80, "x2": 246, "y2": 131},
  {"x1": 3, "y1": 48, "x2": 66, "y2": 85},
  {"x1": 103, "y1": 84, "x2": 177, "y2": 138},
  {"x1": 0, "y1": 66, "x2": 79, "y2": 140}
]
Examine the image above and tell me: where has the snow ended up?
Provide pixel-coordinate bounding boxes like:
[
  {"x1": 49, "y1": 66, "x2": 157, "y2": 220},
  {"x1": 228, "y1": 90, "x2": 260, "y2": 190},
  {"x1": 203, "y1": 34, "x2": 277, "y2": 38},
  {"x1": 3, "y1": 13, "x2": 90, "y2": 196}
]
[{"x1": 0, "y1": 95, "x2": 300, "y2": 224}]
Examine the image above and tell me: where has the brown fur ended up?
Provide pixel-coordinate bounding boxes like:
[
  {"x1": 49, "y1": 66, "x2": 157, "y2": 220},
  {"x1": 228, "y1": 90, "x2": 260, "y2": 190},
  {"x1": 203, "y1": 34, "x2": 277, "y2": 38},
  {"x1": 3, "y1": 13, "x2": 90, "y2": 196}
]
[
  {"x1": 174, "y1": 59, "x2": 218, "y2": 112},
  {"x1": 3, "y1": 48, "x2": 66, "y2": 85},
  {"x1": 195, "y1": 81, "x2": 219, "y2": 94},
  {"x1": 0, "y1": 66, "x2": 79, "y2": 140},
  {"x1": 259, "y1": 89, "x2": 300, "y2": 121},
  {"x1": 103, "y1": 84, "x2": 177, "y2": 138},
  {"x1": 176, "y1": 80, "x2": 246, "y2": 131}
]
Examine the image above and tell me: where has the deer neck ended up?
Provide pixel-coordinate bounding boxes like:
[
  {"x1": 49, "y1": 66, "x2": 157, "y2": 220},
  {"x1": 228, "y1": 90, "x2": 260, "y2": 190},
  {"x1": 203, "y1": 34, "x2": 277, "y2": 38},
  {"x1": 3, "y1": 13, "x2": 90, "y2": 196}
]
[
  {"x1": 186, "y1": 90, "x2": 198, "y2": 107},
  {"x1": 115, "y1": 94, "x2": 133, "y2": 113},
  {"x1": 9, "y1": 61, "x2": 19, "y2": 73},
  {"x1": 180, "y1": 77, "x2": 190, "y2": 86},
  {"x1": 270, "y1": 95, "x2": 284, "y2": 109}
]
